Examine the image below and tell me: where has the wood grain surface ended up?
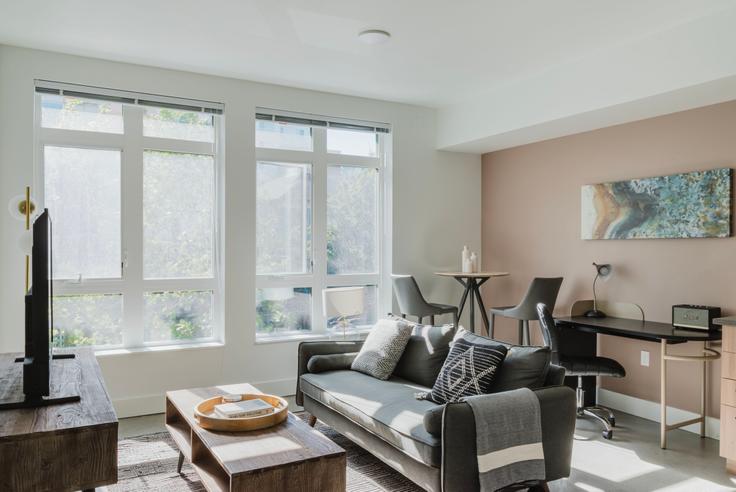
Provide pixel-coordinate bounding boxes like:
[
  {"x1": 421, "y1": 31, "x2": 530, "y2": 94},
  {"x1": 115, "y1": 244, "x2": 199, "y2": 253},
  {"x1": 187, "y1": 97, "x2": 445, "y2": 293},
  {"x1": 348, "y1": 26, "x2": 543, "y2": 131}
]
[
  {"x1": 0, "y1": 348, "x2": 118, "y2": 491},
  {"x1": 166, "y1": 383, "x2": 345, "y2": 491}
]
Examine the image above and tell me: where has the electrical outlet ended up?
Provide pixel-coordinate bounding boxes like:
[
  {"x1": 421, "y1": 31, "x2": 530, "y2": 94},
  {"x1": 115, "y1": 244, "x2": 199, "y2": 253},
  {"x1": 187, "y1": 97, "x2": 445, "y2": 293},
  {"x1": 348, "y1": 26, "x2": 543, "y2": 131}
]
[{"x1": 640, "y1": 350, "x2": 650, "y2": 367}]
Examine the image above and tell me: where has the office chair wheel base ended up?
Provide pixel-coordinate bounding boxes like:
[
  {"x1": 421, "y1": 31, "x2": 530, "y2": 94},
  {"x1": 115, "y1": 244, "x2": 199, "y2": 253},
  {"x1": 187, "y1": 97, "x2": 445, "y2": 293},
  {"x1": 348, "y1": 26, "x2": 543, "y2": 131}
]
[{"x1": 602, "y1": 429, "x2": 613, "y2": 440}]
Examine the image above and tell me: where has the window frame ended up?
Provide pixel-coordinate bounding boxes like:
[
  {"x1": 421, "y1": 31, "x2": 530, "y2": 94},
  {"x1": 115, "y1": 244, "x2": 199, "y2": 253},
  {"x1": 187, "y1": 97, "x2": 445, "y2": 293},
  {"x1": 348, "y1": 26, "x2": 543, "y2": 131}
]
[
  {"x1": 34, "y1": 93, "x2": 224, "y2": 350},
  {"x1": 255, "y1": 120, "x2": 392, "y2": 341}
]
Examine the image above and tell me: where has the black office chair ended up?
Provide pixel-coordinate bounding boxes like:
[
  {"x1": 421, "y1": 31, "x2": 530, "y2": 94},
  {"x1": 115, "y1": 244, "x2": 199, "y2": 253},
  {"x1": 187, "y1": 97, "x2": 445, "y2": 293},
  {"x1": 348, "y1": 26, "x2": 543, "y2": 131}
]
[
  {"x1": 536, "y1": 303, "x2": 625, "y2": 439},
  {"x1": 392, "y1": 275, "x2": 458, "y2": 327}
]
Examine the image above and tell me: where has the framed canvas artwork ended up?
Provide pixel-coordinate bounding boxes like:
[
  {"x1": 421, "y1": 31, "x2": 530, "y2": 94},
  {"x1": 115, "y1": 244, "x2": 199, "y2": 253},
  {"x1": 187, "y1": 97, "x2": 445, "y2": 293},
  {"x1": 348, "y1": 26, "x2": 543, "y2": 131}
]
[{"x1": 581, "y1": 168, "x2": 731, "y2": 239}]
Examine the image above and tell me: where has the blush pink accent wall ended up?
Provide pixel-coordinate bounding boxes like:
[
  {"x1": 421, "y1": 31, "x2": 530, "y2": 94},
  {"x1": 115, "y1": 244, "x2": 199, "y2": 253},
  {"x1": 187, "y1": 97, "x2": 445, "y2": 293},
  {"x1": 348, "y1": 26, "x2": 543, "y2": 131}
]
[{"x1": 481, "y1": 100, "x2": 736, "y2": 418}]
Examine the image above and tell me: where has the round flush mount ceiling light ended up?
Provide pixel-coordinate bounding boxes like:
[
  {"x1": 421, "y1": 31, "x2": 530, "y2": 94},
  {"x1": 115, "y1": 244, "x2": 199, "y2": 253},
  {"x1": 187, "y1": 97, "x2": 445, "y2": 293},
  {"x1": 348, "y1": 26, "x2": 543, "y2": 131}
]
[{"x1": 358, "y1": 29, "x2": 391, "y2": 45}]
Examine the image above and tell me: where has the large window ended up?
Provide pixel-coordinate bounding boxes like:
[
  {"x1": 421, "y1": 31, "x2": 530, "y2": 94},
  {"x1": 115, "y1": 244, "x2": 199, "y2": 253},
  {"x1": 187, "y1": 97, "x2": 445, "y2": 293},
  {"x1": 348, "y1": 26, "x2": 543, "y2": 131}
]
[
  {"x1": 255, "y1": 112, "x2": 390, "y2": 340},
  {"x1": 36, "y1": 83, "x2": 222, "y2": 349}
]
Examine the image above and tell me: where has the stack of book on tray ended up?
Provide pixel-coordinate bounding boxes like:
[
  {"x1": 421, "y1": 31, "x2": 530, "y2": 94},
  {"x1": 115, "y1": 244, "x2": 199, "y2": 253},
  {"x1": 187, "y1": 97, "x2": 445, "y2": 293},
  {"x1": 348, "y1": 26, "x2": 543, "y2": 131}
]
[{"x1": 214, "y1": 399, "x2": 274, "y2": 418}]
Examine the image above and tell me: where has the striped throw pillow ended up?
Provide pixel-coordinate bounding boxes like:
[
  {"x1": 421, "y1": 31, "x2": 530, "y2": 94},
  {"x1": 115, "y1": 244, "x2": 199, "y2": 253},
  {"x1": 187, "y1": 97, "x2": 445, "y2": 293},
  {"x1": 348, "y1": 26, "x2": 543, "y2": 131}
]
[{"x1": 426, "y1": 333, "x2": 508, "y2": 404}]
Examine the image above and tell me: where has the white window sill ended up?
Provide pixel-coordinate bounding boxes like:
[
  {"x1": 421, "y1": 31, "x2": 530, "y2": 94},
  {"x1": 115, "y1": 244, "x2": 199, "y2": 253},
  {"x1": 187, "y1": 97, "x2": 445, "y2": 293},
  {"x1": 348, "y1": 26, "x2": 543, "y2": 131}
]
[
  {"x1": 255, "y1": 328, "x2": 371, "y2": 345},
  {"x1": 94, "y1": 341, "x2": 225, "y2": 357}
]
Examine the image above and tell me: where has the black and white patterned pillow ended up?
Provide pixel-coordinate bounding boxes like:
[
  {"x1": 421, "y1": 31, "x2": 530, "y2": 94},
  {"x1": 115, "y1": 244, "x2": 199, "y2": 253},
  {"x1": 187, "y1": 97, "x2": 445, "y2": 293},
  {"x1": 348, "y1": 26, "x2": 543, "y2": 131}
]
[
  {"x1": 351, "y1": 319, "x2": 413, "y2": 380},
  {"x1": 425, "y1": 332, "x2": 508, "y2": 404}
]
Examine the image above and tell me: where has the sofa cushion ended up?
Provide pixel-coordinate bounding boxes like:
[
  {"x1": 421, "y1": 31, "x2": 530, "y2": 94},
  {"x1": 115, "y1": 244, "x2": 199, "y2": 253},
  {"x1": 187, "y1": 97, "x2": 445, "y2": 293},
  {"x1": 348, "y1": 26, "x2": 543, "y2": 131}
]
[
  {"x1": 351, "y1": 319, "x2": 413, "y2": 380},
  {"x1": 426, "y1": 332, "x2": 507, "y2": 404},
  {"x1": 392, "y1": 320, "x2": 455, "y2": 387},
  {"x1": 452, "y1": 329, "x2": 551, "y2": 393},
  {"x1": 491, "y1": 345, "x2": 551, "y2": 393},
  {"x1": 300, "y1": 370, "x2": 442, "y2": 467}
]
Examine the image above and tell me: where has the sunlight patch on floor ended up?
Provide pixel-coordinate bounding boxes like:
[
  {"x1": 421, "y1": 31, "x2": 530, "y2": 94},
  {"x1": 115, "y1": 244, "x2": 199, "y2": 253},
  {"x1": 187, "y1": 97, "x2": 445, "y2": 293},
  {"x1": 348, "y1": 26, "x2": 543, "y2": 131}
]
[
  {"x1": 651, "y1": 477, "x2": 735, "y2": 491},
  {"x1": 572, "y1": 439, "x2": 663, "y2": 482},
  {"x1": 573, "y1": 482, "x2": 606, "y2": 492}
]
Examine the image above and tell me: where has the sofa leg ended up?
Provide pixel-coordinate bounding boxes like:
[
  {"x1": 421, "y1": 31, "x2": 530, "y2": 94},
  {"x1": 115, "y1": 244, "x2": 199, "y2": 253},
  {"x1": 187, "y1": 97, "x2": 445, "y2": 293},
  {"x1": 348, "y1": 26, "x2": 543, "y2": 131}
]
[{"x1": 307, "y1": 414, "x2": 317, "y2": 427}]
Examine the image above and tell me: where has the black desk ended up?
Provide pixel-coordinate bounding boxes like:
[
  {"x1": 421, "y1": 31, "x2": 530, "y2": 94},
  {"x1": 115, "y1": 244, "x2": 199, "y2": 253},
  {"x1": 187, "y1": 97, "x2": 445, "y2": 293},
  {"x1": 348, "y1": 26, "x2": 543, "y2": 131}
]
[
  {"x1": 556, "y1": 316, "x2": 721, "y2": 448},
  {"x1": 556, "y1": 316, "x2": 722, "y2": 343}
]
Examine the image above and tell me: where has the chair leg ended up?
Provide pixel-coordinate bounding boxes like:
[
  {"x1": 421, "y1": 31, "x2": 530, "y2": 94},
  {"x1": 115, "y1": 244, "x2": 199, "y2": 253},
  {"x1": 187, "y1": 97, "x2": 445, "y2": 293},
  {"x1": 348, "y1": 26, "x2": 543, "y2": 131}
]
[
  {"x1": 430, "y1": 315, "x2": 435, "y2": 326},
  {"x1": 489, "y1": 314, "x2": 495, "y2": 339},
  {"x1": 518, "y1": 320, "x2": 524, "y2": 345},
  {"x1": 523, "y1": 320, "x2": 530, "y2": 345},
  {"x1": 575, "y1": 376, "x2": 615, "y2": 439},
  {"x1": 587, "y1": 406, "x2": 617, "y2": 427},
  {"x1": 177, "y1": 451, "x2": 185, "y2": 474},
  {"x1": 307, "y1": 414, "x2": 317, "y2": 427},
  {"x1": 583, "y1": 409, "x2": 614, "y2": 438},
  {"x1": 452, "y1": 311, "x2": 458, "y2": 330}
]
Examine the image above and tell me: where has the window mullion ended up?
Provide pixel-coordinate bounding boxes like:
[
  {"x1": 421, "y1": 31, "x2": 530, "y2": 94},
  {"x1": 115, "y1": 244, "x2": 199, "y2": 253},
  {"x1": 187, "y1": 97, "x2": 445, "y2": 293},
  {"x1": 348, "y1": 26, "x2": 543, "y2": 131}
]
[
  {"x1": 379, "y1": 134, "x2": 392, "y2": 318},
  {"x1": 312, "y1": 127, "x2": 328, "y2": 334},
  {"x1": 121, "y1": 105, "x2": 145, "y2": 348}
]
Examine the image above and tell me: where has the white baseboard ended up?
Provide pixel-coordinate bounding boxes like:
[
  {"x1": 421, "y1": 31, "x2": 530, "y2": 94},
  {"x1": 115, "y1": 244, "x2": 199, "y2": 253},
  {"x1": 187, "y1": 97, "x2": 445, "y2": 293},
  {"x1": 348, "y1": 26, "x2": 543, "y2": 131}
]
[
  {"x1": 112, "y1": 377, "x2": 298, "y2": 419},
  {"x1": 113, "y1": 394, "x2": 164, "y2": 418},
  {"x1": 597, "y1": 388, "x2": 720, "y2": 440}
]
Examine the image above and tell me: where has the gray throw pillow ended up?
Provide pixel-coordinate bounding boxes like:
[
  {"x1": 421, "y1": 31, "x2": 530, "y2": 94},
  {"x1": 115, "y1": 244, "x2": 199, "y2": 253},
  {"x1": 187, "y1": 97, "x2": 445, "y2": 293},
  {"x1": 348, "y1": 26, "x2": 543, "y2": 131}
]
[
  {"x1": 425, "y1": 331, "x2": 507, "y2": 404},
  {"x1": 490, "y1": 344, "x2": 551, "y2": 392},
  {"x1": 351, "y1": 319, "x2": 413, "y2": 380},
  {"x1": 452, "y1": 329, "x2": 551, "y2": 392},
  {"x1": 391, "y1": 317, "x2": 455, "y2": 387}
]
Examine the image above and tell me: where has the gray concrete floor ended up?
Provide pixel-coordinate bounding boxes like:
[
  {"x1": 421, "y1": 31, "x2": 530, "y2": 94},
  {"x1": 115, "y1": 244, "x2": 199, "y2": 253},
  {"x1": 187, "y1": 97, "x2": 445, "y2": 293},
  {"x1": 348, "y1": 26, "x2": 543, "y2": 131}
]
[
  {"x1": 119, "y1": 408, "x2": 736, "y2": 491},
  {"x1": 552, "y1": 412, "x2": 734, "y2": 491}
]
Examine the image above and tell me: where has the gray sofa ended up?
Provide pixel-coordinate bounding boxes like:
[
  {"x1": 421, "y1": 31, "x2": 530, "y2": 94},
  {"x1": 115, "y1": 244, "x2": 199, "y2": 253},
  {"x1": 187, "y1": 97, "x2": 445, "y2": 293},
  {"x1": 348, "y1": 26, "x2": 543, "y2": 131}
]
[{"x1": 296, "y1": 339, "x2": 577, "y2": 492}]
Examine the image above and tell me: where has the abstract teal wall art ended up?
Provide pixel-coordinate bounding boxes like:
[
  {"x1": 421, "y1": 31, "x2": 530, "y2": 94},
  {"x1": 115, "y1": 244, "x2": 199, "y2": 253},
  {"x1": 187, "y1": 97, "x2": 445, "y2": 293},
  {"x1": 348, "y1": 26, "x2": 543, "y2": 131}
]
[{"x1": 581, "y1": 168, "x2": 731, "y2": 239}]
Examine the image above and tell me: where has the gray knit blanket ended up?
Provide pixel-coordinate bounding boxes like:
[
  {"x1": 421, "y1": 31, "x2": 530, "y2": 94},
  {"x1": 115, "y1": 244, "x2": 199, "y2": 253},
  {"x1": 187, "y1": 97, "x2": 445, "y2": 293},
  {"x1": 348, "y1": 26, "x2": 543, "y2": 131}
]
[{"x1": 464, "y1": 388, "x2": 545, "y2": 491}]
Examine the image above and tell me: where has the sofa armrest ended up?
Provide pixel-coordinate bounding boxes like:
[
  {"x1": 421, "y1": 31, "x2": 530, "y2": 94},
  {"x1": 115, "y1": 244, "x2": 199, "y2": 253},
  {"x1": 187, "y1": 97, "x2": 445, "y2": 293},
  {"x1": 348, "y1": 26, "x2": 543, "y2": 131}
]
[
  {"x1": 441, "y1": 386, "x2": 576, "y2": 492},
  {"x1": 296, "y1": 341, "x2": 364, "y2": 405},
  {"x1": 545, "y1": 364, "x2": 566, "y2": 386},
  {"x1": 307, "y1": 352, "x2": 359, "y2": 373}
]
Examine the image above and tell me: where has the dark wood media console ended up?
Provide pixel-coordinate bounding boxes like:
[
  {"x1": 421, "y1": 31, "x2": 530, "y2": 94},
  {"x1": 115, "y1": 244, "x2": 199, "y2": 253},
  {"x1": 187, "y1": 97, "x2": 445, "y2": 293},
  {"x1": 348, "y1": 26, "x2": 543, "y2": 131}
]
[{"x1": 0, "y1": 348, "x2": 118, "y2": 491}]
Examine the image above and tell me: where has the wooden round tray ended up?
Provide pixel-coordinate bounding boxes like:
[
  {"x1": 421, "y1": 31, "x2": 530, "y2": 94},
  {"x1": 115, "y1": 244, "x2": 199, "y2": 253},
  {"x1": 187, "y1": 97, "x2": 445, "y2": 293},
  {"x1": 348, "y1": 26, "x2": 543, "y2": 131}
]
[{"x1": 194, "y1": 393, "x2": 289, "y2": 432}]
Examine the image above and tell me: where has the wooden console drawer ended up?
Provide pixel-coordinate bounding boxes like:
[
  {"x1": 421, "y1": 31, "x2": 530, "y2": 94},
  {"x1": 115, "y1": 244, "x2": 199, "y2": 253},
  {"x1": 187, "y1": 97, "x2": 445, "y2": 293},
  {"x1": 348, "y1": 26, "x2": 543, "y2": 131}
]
[
  {"x1": 723, "y1": 379, "x2": 736, "y2": 408},
  {"x1": 723, "y1": 352, "x2": 736, "y2": 380},
  {"x1": 724, "y1": 326, "x2": 736, "y2": 353},
  {"x1": 722, "y1": 405, "x2": 736, "y2": 459}
]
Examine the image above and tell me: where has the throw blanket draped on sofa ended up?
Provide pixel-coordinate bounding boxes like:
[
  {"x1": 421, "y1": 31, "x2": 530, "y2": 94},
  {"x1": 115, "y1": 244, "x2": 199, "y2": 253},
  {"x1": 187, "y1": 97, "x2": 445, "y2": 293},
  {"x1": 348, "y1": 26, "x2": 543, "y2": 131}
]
[{"x1": 464, "y1": 388, "x2": 545, "y2": 491}]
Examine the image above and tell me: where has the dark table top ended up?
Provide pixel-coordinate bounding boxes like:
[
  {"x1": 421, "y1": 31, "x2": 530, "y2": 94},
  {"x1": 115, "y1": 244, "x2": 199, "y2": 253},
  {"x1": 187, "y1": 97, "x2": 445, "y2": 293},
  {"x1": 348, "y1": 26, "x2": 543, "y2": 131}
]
[{"x1": 556, "y1": 315, "x2": 722, "y2": 343}]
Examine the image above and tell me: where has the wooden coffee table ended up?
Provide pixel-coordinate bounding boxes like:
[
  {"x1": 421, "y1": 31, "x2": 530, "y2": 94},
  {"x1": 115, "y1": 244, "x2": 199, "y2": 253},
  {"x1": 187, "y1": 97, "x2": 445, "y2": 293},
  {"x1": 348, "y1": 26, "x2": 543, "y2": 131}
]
[{"x1": 165, "y1": 383, "x2": 345, "y2": 492}]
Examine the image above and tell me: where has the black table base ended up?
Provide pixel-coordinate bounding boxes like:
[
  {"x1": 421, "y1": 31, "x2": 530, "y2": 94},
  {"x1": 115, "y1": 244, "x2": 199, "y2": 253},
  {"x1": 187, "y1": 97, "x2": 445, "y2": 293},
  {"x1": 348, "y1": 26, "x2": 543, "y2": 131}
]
[{"x1": 454, "y1": 277, "x2": 490, "y2": 335}]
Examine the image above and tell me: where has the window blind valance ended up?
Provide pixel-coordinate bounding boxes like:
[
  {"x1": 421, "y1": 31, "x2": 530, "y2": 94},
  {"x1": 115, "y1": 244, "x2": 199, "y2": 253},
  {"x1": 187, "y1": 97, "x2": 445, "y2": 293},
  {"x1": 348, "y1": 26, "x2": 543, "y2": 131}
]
[
  {"x1": 35, "y1": 80, "x2": 224, "y2": 115},
  {"x1": 256, "y1": 108, "x2": 390, "y2": 134}
]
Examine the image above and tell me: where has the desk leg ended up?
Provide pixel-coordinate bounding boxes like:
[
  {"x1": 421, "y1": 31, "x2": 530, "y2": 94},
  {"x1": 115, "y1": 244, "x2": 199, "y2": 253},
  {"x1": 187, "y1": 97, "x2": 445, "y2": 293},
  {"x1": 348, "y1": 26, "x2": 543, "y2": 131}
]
[
  {"x1": 701, "y1": 341, "x2": 707, "y2": 438},
  {"x1": 660, "y1": 340, "x2": 718, "y2": 449},
  {"x1": 661, "y1": 340, "x2": 667, "y2": 449}
]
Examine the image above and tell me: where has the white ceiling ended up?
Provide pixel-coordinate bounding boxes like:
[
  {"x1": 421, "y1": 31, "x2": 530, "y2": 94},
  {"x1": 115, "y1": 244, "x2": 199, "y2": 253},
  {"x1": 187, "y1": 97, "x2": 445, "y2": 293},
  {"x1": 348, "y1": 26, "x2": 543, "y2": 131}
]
[
  {"x1": 0, "y1": 0, "x2": 732, "y2": 107},
  {"x1": 1, "y1": 0, "x2": 736, "y2": 152}
]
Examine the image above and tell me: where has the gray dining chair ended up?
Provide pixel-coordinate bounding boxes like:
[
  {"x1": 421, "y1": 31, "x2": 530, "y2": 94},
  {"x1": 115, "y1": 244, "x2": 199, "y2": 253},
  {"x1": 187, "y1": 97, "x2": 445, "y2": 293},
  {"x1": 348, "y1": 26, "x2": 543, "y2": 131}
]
[
  {"x1": 392, "y1": 275, "x2": 458, "y2": 327},
  {"x1": 488, "y1": 277, "x2": 563, "y2": 344}
]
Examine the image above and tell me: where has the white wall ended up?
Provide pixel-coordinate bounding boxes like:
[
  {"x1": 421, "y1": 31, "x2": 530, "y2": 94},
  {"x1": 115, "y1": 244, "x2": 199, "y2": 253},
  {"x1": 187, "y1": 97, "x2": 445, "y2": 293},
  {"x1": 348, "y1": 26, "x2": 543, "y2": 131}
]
[{"x1": 0, "y1": 45, "x2": 481, "y2": 416}]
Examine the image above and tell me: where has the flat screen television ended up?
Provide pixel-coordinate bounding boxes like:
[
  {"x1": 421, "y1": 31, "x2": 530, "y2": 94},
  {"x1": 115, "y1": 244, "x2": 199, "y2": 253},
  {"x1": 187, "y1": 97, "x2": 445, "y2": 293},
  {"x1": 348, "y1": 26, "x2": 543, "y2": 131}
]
[{"x1": 0, "y1": 209, "x2": 79, "y2": 410}]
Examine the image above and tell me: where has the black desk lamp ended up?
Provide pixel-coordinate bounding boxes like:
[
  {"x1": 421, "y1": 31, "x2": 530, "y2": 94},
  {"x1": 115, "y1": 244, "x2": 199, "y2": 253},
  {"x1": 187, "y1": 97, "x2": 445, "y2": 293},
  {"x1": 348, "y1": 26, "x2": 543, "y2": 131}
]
[{"x1": 585, "y1": 262, "x2": 612, "y2": 318}]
